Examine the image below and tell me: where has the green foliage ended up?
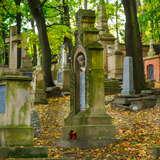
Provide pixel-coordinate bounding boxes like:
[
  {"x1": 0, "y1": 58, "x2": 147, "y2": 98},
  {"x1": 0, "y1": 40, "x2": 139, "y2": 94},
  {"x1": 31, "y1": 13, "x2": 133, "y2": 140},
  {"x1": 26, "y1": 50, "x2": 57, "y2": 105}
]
[
  {"x1": 139, "y1": 0, "x2": 160, "y2": 43},
  {"x1": 48, "y1": 25, "x2": 71, "y2": 55},
  {"x1": 1, "y1": 0, "x2": 159, "y2": 62},
  {"x1": 21, "y1": 29, "x2": 38, "y2": 56}
]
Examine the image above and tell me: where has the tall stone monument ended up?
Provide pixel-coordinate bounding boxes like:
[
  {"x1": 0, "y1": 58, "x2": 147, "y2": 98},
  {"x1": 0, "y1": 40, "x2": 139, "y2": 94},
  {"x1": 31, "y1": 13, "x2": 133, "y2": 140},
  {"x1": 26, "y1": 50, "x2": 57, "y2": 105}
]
[
  {"x1": 8, "y1": 26, "x2": 21, "y2": 70},
  {"x1": 108, "y1": 40, "x2": 123, "y2": 79},
  {"x1": 5, "y1": 26, "x2": 33, "y2": 74},
  {"x1": 147, "y1": 39, "x2": 156, "y2": 57},
  {"x1": 97, "y1": 0, "x2": 115, "y2": 77},
  {"x1": 32, "y1": 53, "x2": 47, "y2": 104},
  {"x1": 62, "y1": 9, "x2": 115, "y2": 148},
  {"x1": 121, "y1": 56, "x2": 135, "y2": 95},
  {"x1": 57, "y1": 43, "x2": 70, "y2": 92}
]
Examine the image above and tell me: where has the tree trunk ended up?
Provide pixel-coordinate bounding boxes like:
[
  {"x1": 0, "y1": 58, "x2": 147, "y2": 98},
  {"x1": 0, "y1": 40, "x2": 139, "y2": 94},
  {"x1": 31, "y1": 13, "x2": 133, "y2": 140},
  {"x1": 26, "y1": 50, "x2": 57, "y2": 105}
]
[
  {"x1": 14, "y1": 0, "x2": 22, "y2": 68},
  {"x1": 122, "y1": 0, "x2": 145, "y2": 93},
  {"x1": 61, "y1": 0, "x2": 70, "y2": 27},
  {"x1": 27, "y1": 0, "x2": 54, "y2": 87}
]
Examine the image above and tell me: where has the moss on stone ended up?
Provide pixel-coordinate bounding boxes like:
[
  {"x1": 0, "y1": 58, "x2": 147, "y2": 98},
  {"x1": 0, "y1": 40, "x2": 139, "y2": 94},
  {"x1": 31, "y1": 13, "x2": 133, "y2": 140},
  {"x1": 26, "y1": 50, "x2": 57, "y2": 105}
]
[{"x1": 0, "y1": 146, "x2": 48, "y2": 158}]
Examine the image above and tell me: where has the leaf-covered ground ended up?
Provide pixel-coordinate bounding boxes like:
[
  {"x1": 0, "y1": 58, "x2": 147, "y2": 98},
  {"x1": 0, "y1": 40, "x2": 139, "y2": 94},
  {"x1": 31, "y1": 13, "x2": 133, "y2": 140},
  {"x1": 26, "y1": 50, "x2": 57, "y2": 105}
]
[{"x1": 33, "y1": 96, "x2": 160, "y2": 159}]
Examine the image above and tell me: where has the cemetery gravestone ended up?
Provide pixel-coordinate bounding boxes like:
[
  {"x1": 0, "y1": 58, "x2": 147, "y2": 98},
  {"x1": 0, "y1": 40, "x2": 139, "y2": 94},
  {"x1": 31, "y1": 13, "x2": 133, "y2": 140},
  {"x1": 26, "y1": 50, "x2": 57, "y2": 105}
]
[
  {"x1": 57, "y1": 44, "x2": 70, "y2": 92},
  {"x1": 108, "y1": 40, "x2": 123, "y2": 79},
  {"x1": 121, "y1": 56, "x2": 135, "y2": 95},
  {"x1": 62, "y1": 9, "x2": 115, "y2": 148},
  {"x1": 5, "y1": 26, "x2": 33, "y2": 74},
  {"x1": 8, "y1": 26, "x2": 21, "y2": 70},
  {"x1": 147, "y1": 40, "x2": 156, "y2": 57},
  {"x1": 0, "y1": 75, "x2": 48, "y2": 157},
  {"x1": 21, "y1": 48, "x2": 33, "y2": 76},
  {"x1": 112, "y1": 56, "x2": 157, "y2": 111},
  {"x1": 32, "y1": 55, "x2": 47, "y2": 104},
  {"x1": 97, "y1": 0, "x2": 116, "y2": 77}
]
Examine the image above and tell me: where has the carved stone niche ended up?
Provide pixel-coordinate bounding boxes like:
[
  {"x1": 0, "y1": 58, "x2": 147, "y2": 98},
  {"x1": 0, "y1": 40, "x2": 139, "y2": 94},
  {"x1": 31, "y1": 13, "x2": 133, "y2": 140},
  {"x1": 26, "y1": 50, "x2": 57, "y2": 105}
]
[{"x1": 74, "y1": 51, "x2": 87, "y2": 113}]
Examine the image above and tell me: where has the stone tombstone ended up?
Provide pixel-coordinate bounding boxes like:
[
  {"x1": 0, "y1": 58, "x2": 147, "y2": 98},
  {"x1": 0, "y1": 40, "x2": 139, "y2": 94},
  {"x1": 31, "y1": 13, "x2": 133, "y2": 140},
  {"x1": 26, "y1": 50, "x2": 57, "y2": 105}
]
[
  {"x1": 5, "y1": 26, "x2": 33, "y2": 73},
  {"x1": 21, "y1": 48, "x2": 33, "y2": 71},
  {"x1": 62, "y1": 43, "x2": 71, "y2": 92},
  {"x1": 57, "y1": 44, "x2": 70, "y2": 91},
  {"x1": 0, "y1": 75, "x2": 32, "y2": 146},
  {"x1": 97, "y1": 0, "x2": 115, "y2": 77},
  {"x1": 108, "y1": 40, "x2": 123, "y2": 79},
  {"x1": 8, "y1": 26, "x2": 21, "y2": 70},
  {"x1": 147, "y1": 39, "x2": 156, "y2": 57},
  {"x1": 0, "y1": 75, "x2": 48, "y2": 158},
  {"x1": 32, "y1": 61, "x2": 47, "y2": 104},
  {"x1": 121, "y1": 56, "x2": 135, "y2": 95},
  {"x1": 62, "y1": 9, "x2": 115, "y2": 148}
]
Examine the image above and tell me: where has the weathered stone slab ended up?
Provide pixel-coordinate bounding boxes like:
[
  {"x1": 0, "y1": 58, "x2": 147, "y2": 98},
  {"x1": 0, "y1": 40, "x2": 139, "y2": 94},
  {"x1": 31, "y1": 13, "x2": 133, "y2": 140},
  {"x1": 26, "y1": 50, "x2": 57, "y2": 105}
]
[
  {"x1": 62, "y1": 124, "x2": 116, "y2": 148},
  {"x1": 0, "y1": 75, "x2": 39, "y2": 149},
  {"x1": 32, "y1": 66, "x2": 47, "y2": 104},
  {"x1": 112, "y1": 94, "x2": 157, "y2": 111},
  {"x1": 121, "y1": 56, "x2": 135, "y2": 95},
  {"x1": 104, "y1": 79, "x2": 121, "y2": 95},
  {"x1": 0, "y1": 146, "x2": 48, "y2": 158},
  {"x1": 0, "y1": 127, "x2": 33, "y2": 146}
]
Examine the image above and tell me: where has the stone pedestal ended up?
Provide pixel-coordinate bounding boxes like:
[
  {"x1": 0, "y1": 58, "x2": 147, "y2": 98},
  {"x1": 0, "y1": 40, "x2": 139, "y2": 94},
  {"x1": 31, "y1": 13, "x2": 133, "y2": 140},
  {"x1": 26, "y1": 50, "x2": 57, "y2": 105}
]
[
  {"x1": 62, "y1": 9, "x2": 115, "y2": 148},
  {"x1": 21, "y1": 55, "x2": 32, "y2": 70},
  {"x1": 121, "y1": 56, "x2": 135, "y2": 95},
  {"x1": 21, "y1": 55, "x2": 33, "y2": 77},
  {"x1": 108, "y1": 41, "x2": 123, "y2": 79},
  {"x1": 32, "y1": 66, "x2": 47, "y2": 104},
  {"x1": 0, "y1": 75, "x2": 47, "y2": 157}
]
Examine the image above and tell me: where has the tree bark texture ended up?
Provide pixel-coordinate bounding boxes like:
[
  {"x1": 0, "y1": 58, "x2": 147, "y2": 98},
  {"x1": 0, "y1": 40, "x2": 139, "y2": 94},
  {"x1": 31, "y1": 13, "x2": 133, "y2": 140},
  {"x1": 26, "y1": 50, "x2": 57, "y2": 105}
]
[
  {"x1": 28, "y1": 0, "x2": 54, "y2": 87},
  {"x1": 122, "y1": 0, "x2": 145, "y2": 93}
]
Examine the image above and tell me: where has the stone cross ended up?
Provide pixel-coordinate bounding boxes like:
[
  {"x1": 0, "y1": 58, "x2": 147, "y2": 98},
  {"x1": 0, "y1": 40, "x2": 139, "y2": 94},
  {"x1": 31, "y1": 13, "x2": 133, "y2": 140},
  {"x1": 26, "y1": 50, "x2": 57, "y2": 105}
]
[{"x1": 8, "y1": 26, "x2": 21, "y2": 70}]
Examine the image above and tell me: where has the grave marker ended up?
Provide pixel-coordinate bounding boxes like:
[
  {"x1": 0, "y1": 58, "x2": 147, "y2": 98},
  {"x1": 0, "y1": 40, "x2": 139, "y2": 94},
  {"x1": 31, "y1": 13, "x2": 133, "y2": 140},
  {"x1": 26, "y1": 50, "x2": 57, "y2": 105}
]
[
  {"x1": 62, "y1": 9, "x2": 115, "y2": 148},
  {"x1": 0, "y1": 75, "x2": 48, "y2": 157}
]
